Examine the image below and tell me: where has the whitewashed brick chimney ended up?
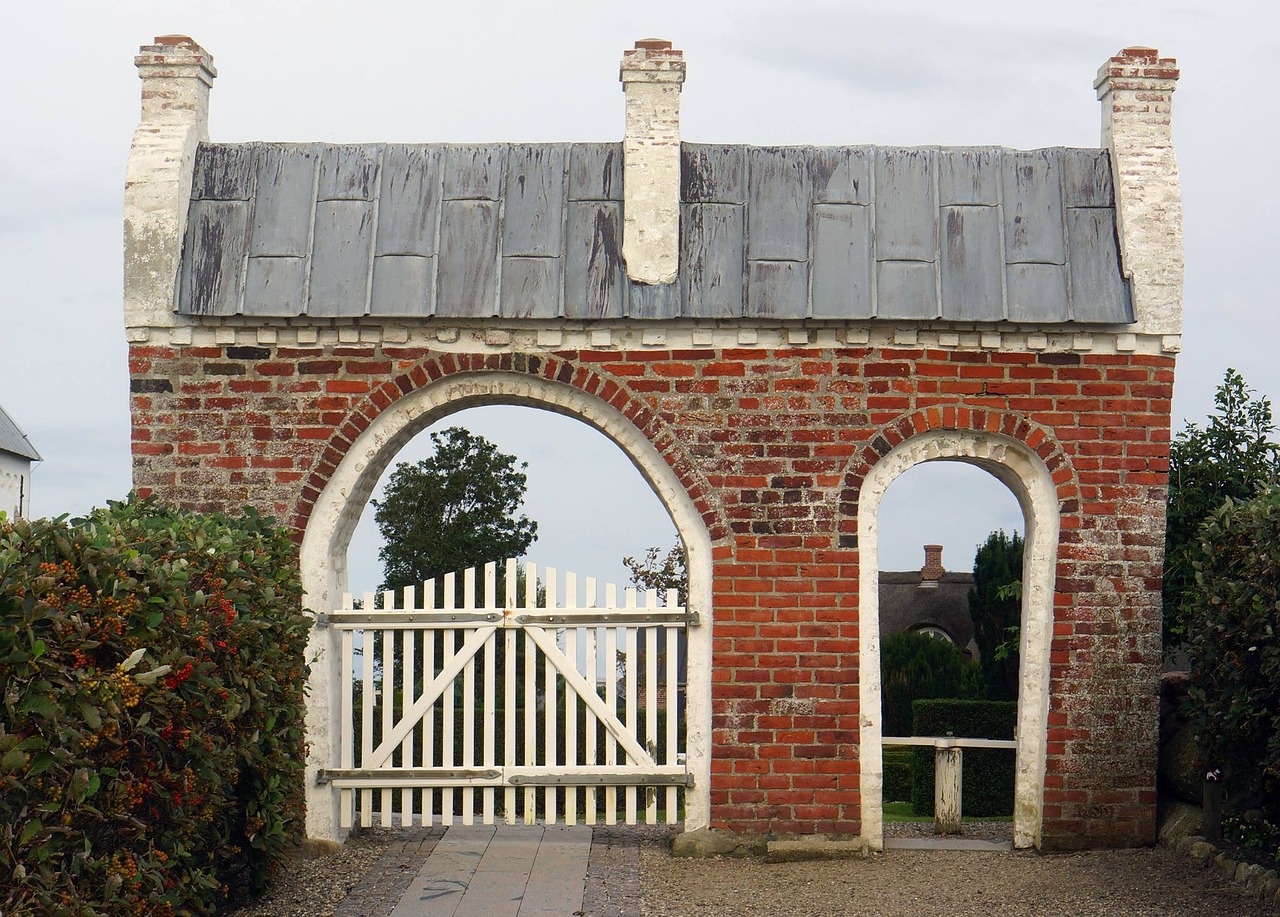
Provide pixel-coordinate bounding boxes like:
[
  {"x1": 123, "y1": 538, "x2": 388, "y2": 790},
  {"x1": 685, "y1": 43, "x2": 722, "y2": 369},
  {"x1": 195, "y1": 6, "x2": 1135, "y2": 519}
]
[
  {"x1": 124, "y1": 36, "x2": 216, "y2": 337},
  {"x1": 1095, "y1": 47, "x2": 1182, "y2": 339},
  {"x1": 619, "y1": 39, "x2": 686, "y2": 285}
]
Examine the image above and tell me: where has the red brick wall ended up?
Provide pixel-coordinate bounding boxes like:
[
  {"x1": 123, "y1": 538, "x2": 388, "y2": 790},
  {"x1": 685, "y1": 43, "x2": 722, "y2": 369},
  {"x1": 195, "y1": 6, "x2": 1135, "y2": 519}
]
[{"x1": 129, "y1": 341, "x2": 1173, "y2": 848}]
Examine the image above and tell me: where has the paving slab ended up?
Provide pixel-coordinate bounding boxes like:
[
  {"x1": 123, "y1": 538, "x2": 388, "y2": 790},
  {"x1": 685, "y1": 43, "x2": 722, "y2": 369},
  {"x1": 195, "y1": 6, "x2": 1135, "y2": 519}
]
[
  {"x1": 389, "y1": 825, "x2": 495, "y2": 916},
  {"x1": 518, "y1": 825, "x2": 593, "y2": 916},
  {"x1": 387, "y1": 824, "x2": 592, "y2": 917}
]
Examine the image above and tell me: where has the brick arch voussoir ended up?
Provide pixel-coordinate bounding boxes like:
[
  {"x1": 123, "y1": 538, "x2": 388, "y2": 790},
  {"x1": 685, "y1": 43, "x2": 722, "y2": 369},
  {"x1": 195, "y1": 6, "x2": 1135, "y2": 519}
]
[
  {"x1": 836, "y1": 406, "x2": 1080, "y2": 537},
  {"x1": 290, "y1": 352, "x2": 728, "y2": 545}
]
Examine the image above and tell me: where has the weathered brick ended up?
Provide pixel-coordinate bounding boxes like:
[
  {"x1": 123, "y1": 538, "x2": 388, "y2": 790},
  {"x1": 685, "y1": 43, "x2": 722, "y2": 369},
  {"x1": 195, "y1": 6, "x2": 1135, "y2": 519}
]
[{"x1": 126, "y1": 338, "x2": 1173, "y2": 845}]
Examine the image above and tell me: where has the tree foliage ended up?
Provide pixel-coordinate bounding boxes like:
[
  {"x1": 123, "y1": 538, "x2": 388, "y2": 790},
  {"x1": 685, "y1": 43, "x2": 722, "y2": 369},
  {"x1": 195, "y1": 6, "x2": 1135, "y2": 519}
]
[
  {"x1": 622, "y1": 542, "x2": 687, "y2": 607},
  {"x1": 1185, "y1": 484, "x2": 1280, "y2": 816},
  {"x1": 880, "y1": 630, "x2": 985, "y2": 738},
  {"x1": 373, "y1": 427, "x2": 537, "y2": 598},
  {"x1": 1164, "y1": 369, "x2": 1280, "y2": 647},
  {"x1": 968, "y1": 530, "x2": 1024, "y2": 701}
]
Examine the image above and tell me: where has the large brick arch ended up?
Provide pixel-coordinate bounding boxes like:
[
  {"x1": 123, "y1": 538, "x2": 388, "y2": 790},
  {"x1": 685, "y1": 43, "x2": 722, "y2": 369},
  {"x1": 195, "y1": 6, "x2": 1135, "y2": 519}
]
[
  {"x1": 290, "y1": 351, "x2": 727, "y2": 546},
  {"x1": 294, "y1": 357, "x2": 723, "y2": 836}
]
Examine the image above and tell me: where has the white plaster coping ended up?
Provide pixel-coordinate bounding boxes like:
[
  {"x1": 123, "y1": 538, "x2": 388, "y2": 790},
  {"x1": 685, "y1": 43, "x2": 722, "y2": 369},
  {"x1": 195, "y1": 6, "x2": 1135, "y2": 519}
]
[
  {"x1": 298, "y1": 371, "x2": 714, "y2": 841},
  {"x1": 856, "y1": 430, "x2": 1059, "y2": 851},
  {"x1": 132, "y1": 319, "x2": 1180, "y2": 359}
]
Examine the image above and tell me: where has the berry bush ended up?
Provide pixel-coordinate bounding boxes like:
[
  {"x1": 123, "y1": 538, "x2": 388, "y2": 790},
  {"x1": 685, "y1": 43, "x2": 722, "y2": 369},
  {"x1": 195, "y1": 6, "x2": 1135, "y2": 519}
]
[{"x1": 0, "y1": 497, "x2": 310, "y2": 915}]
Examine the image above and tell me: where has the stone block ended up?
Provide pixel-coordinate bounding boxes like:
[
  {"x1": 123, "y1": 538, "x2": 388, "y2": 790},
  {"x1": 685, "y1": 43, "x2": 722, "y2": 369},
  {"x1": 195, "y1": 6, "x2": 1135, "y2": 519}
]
[
  {"x1": 766, "y1": 838, "x2": 868, "y2": 863},
  {"x1": 1188, "y1": 840, "x2": 1216, "y2": 862},
  {"x1": 1245, "y1": 866, "x2": 1274, "y2": 899},
  {"x1": 1157, "y1": 800, "x2": 1203, "y2": 846},
  {"x1": 671, "y1": 827, "x2": 766, "y2": 858}
]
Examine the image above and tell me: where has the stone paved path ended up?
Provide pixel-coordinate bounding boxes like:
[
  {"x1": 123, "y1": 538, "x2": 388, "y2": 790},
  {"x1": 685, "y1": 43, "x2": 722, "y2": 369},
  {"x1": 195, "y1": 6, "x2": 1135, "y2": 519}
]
[
  {"x1": 383, "y1": 824, "x2": 591, "y2": 917},
  {"x1": 335, "y1": 823, "x2": 655, "y2": 917}
]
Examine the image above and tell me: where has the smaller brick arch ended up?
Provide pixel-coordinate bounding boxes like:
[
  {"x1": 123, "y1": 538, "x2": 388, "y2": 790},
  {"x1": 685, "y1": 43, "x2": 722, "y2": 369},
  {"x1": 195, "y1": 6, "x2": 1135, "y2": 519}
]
[
  {"x1": 850, "y1": 410, "x2": 1069, "y2": 852},
  {"x1": 297, "y1": 364, "x2": 720, "y2": 840}
]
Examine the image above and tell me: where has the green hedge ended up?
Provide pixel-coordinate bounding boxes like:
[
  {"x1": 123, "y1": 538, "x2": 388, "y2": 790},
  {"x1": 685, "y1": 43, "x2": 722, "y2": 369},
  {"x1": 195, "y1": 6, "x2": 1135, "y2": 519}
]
[
  {"x1": 0, "y1": 498, "x2": 309, "y2": 915},
  {"x1": 883, "y1": 747, "x2": 914, "y2": 803},
  {"x1": 909, "y1": 699, "x2": 1016, "y2": 818}
]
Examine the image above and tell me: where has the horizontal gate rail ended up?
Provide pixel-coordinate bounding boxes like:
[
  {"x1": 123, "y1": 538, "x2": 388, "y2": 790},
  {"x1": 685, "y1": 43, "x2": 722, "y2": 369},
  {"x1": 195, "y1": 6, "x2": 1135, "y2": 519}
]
[
  {"x1": 329, "y1": 558, "x2": 691, "y2": 830},
  {"x1": 318, "y1": 767, "x2": 691, "y2": 788}
]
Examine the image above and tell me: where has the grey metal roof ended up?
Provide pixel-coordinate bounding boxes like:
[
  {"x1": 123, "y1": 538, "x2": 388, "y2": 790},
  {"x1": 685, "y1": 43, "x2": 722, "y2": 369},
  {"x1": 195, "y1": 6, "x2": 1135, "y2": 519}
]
[
  {"x1": 177, "y1": 142, "x2": 1131, "y2": 323},
  {"x1": 0, "y1": 403, "x2": 40, "y2": 461}
]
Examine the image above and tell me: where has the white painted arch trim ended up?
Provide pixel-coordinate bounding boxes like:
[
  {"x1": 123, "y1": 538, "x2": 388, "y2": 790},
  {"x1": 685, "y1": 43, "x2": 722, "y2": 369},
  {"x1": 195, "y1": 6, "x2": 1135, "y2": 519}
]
[
  {"x1": 856, "y1": 430, "x2": 1059, "y2": 851},
  {"x1": 299, "y1": 371, "x2": 714, "y2": 841}
]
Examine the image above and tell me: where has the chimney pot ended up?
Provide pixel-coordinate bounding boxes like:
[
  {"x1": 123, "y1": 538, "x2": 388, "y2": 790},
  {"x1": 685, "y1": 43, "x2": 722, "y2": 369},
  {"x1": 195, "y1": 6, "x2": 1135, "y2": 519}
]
[
  {"x1": 135, "y1": 34, "x2": 216, "y2": 130},
  {"x1": 154, "y1": 34, "x2": 198, "y2": 48},
  {"x1": 634, "y1": 38, "x2": 674, "y2": 51}
]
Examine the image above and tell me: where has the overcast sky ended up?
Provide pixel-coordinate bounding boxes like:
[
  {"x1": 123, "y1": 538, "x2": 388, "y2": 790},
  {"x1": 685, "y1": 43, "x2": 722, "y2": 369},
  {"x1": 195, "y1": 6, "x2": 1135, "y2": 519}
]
[{"x1": 1, "y1": 1, "x2": 1273, "y2": 594}]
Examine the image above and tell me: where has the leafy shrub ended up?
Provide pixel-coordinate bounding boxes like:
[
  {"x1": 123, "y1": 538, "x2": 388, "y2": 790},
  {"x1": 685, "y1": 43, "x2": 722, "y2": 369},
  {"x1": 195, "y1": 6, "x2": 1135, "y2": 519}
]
[
  {"x1": 1165, "y1": 369, "x2": 1280, "y2": 649},
  {"x1": 881, "y1": 630, "x2": 985, "y2": 738},
  {"x1": 883, "y1": 747, "x2": 913, "y2": 803},
  {"x1": 0, "y1": 497, "x2": 309, "y2": 915},
  {"x1": 1223, "y1": 814, "x2": 1280, "y2": 864},
  {"x1": 909, "y1": 698, "x2": 1016, "y2": 818},
  {"x1": 1186, "y1": 484, "x2": 1280, "y2": 819}
]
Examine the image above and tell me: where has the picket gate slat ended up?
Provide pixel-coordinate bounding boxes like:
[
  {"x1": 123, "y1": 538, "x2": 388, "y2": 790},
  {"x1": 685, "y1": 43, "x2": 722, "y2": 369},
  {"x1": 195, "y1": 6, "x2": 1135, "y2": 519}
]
[
  {"x1": 381, "y1": 593, "x2": 394, "y2": 828},
  {"x1": 584, "y1": 576, "x2": 599, "y2": 825},
  {"x1": 483, "y1": 561, "x2": 497, "y2": 825},
  {"x1": 360, "y1": 592, "x2": 375, "y2": 828},
  {"x1": 523, "y1": 563, "x2": 537, "y2": 824},
  {"x1": 325, "y1": 559, "x2": 689, "y2": 828},
  {"x1": 441, "y1": 572, "x2": 456, "y2": 827},
  {"x1": 400, "y1": 585, "x2": 416, "y2": 827},
  {"x1": 604, "y1": 584, "x2": 618, "y2": 826},
  {"x1": 503, "y1": 559, "x2": 518, "y2": 824}
]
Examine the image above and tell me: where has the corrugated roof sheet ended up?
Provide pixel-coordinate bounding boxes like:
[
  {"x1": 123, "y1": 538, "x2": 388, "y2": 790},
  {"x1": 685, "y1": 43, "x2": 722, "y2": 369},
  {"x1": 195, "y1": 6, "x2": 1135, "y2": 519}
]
[
  {"x1": 0, "y1": 403, "x2": 40, "y2": 461},
  {"x1": 177, "y1": 142, "x2": 1131, "y2": 323}
]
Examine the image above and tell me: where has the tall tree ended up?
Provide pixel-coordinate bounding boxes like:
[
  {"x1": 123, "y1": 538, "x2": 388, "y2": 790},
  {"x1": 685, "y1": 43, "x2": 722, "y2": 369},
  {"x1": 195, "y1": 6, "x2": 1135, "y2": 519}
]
[
  {"x1": 968, "y1": 530, "x2": 1024, "y2": 701},
  {"x1": 373, "y1": 427, "x2": 538, "y2": 599},
  {"x1": 1164, "y1": 369, "x2": 1280, "y2": 648}
]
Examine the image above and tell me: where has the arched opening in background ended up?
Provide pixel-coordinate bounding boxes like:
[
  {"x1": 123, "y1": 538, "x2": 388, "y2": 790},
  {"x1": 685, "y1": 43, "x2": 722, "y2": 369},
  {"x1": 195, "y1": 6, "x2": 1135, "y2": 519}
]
[
  {"x1": 345, "y1": 405, "x2": 680, "y2": 601},
  {"x1": 874, "y1": 463, "x2": 1024, "y2": 841},
  {"x1": 299, "y1": 372, "x2": 713, "y2": 840},
  {"x1": 857, "y1": 431, "x2": 1060, "y2": 852}
]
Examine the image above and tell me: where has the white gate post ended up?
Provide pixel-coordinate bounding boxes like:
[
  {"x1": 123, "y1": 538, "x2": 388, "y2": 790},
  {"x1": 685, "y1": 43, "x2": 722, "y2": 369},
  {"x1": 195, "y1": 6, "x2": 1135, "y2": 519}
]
[
  {"x1": 304, "y1": 613, "x2": 344, "y2": 842},
  {"x1": 934, "y1": 738, "x2": 963, "y2": 836}
]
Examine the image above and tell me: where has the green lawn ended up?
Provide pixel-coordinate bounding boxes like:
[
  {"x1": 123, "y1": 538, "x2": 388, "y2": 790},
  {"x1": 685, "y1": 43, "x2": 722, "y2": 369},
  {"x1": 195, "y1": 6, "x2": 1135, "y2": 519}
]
[{"x1": 882, "y1": 801, "x2": 1012, "y2": 824}]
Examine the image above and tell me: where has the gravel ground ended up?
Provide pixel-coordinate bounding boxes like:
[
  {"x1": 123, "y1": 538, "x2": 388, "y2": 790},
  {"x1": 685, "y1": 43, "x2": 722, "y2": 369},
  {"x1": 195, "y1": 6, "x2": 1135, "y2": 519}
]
[
  {"x1": 635, "y1": 842, "x2": 1274, "y2": 916},
  {"x1": 224, "y1": 831, "x2": 405, "y2": 917},
  {"x1": 223, "y1": 825, "x2": 1275, "y2": 917}
]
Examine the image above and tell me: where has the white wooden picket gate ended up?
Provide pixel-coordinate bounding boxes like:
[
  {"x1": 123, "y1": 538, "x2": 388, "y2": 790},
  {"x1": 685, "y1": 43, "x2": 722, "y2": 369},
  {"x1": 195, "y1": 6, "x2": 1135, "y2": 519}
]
[{"x1": 316, "y1": 559, "x2": 691, "y2": 829}]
